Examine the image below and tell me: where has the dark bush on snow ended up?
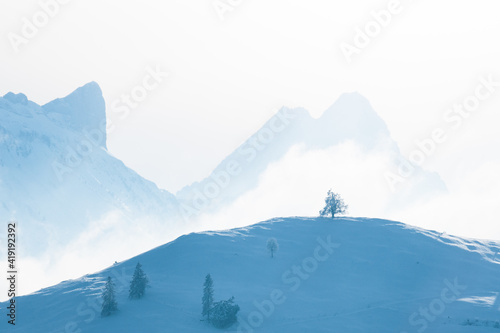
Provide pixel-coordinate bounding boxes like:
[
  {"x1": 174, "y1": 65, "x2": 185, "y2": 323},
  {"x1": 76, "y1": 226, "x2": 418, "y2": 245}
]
[{"x1": 210, "y1": 296, "x2": 240, "y2": 328}]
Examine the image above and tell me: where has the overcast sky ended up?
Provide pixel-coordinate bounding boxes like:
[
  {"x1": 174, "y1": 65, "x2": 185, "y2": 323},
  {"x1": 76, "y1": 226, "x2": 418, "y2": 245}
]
[{"x1": 1, "y1": 0, "x2": 499, "y2": 238}]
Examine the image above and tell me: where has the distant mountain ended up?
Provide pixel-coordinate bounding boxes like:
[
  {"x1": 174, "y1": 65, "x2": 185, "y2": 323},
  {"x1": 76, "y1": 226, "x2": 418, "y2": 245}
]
[
  {"x1": 0, "y1": 82, "x2": 181, "y2": 255},
  {"x1": 3, "y1": 217, "x2": 499, "y2": 332},
  {"x1": 176, "y1": 93, "x2": 446, "y2": 219},
  {"x1": 0, "y1": 84, "x2": 445, "y2": 251},
  {"x1": 0, "y1": 82, "x2": 447, "y2": 297}
]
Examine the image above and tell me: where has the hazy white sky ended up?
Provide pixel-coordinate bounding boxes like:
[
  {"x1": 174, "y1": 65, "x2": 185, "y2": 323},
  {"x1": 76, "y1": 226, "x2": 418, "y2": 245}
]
[
  {"x1": 1, "y1": 0, "x2": 499, "y2": 233},
  {"x1": 1, "y1": 0, "x2": 500, "y2": 300}
]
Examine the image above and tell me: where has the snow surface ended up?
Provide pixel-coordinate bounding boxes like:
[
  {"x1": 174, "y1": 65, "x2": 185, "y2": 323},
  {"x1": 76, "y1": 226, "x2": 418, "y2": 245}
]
[{"x1": 3, "y1": 217, "x2": 500, "y2": 332}]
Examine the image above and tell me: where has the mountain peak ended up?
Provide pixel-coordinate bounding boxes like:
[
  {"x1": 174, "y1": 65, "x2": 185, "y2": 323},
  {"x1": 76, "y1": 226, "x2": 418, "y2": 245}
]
[
  {"x1": 322, "y1": 91, "x2": 379, "y2": 120},
  {"x1": 42, "y1": 82, "x2": 106, "y2": 146},
  {"x1": 318, "y1": 91, "x2": 391, "y2": 149},
  {"x1": 3, "y1": 92, "x2": 29, "y2": 105},
  {"x1": 73, "y1": 81, "x2": 102, "y2": 97}
]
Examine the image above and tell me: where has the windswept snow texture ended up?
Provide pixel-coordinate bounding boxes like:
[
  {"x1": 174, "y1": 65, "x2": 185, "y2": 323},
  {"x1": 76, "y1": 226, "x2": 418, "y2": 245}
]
[{"x1": 3, "y1": 217, "x2": 500, "y2": 332}]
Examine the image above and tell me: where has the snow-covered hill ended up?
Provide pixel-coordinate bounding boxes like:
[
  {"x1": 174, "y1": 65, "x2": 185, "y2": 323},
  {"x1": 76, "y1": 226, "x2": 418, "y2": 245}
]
[{"x1": 3, "y1": 217, "x2": 500, "y2": 332}]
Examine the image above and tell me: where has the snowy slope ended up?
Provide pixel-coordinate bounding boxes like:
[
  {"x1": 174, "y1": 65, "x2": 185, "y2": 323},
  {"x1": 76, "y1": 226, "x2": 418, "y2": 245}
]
[
  {"x1": 3, "y1": 217, "x2": 500, "y2": 332},
  {"x1": 176, "y1": 93, "x2": 446, "y2": 220}
]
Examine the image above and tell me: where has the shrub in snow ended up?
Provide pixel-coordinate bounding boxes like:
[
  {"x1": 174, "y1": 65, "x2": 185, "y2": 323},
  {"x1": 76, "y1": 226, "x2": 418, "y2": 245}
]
[
  {"x1": 129, "y1": 262, "x2": 149, "y2": 299},
  {"x1": 319, "y1": 189, "x2": 348, "y2": 218},
  {"x1": 202, "y1": 274, "x2": 214, "y2": 321},
  {"x1": 266, "y1": 237, "x2": 279, "y2": 258},
  {"x1": 101, "y1": 276, "x2": 118, "y2": 317},
  {"x1": 210, "y1": 296, "x2": 240, "y2": 328}
]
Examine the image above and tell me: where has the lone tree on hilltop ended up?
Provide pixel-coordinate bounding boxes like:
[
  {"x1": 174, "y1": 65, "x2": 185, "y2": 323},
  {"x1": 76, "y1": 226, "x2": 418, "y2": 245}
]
[
  {"x1": 267, "y1": 238, "x2": 279, "y2": 258},
  {"x1": 129, "y1": 262, "x2": 149, "y2": 299},
  {"x1": 319, "y1": 189, "x2": 348, "y2": 218},
  {"x1": 101, "y1": 276, "x2": 118, "y2": 317},
  {"x1": 202, "y1": 274, "x2": 214, "y2": 321}
]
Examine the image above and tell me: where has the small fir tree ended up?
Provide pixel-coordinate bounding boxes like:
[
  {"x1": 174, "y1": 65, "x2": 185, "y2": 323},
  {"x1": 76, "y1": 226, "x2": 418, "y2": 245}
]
[
  {"x1": 129, "y1": 262, "x2": 149, "y2": 299},
  {"x1": 202, "y1": 274, "x2": 214, "y2": 321},
  {"x1": 101, "y1": 276, "x2": 118, "y2": 317}
]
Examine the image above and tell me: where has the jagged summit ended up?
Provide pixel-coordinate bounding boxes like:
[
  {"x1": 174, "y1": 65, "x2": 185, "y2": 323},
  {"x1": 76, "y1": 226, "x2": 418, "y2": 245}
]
[
  {"x1": 318, "y1": 92, "x2": 392, "y2": 150},
  {"x1": 3, "y1": 91, "x2": 29, "y2": 105},
  {"x1": 321, "y1": 92, "x2": 381, "y2": 124},
  {"x1": 42, "y1": 81, "x2": 106, "y2": 136},
  {"x1": 0, "y1": 90, "x2": 42, "y2": 117},
  {"x1": 0, "y1": 82, "x2": 180, "y2": 273}
]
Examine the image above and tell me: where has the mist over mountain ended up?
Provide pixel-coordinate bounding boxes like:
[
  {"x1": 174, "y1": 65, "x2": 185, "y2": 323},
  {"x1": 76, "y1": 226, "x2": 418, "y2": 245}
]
[
  {"x1": 176, "y1": 92, "x2": 446, "y2": 220},
  {"x1": 0, "y1": 82, "x2": 447, "y2": 297},
  {"x1": 0, "y1": 83, "x2": 180, "y2": 254},
  {"x1": 0, "y1": 83, "x2": 188, "y2": 296}
]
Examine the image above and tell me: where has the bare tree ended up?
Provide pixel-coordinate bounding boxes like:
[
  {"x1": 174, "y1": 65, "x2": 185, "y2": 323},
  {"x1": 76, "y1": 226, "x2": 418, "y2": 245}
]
[
  {"x1": 267, "y1": 238, "x2": 279, "y2": 258},
  {"x1": 319, "y1": 189, "x2": 347, "y2": 218}
]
